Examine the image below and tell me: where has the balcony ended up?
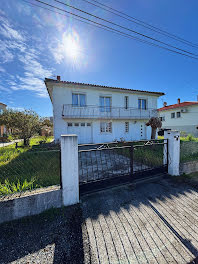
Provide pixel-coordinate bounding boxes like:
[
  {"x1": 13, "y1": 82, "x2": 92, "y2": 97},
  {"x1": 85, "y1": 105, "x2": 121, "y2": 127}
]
[{"x1": 62, "y1": 105, "x2": 157, "y2": 120}]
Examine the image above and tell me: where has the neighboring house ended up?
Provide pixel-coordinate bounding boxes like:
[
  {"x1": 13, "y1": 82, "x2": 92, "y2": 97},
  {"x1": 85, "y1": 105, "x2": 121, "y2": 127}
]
[
  {"x1": 0, "y1": 102, "x2": 7, "y2": 137},
  {"x1": 158, "y1": 98, "x2": 198, "y2": 137},
  {"x1": 45, "y1": 76, "x2": 164, "y2": 144}
]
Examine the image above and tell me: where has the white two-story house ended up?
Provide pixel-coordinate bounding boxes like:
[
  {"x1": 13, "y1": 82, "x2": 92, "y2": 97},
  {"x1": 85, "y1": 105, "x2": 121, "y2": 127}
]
[
  {"x1": 158, "y1": 98, "x2": 198, "y2": 137},
  {"x1": 45, "y1": 76, "x2": 164, "y2": 144}
]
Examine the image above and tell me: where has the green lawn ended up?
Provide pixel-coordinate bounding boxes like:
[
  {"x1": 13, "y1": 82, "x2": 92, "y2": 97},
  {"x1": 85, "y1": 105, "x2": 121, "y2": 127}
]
[{"x1": 0, "y1": 136, "x2": 60, "y2": 195}]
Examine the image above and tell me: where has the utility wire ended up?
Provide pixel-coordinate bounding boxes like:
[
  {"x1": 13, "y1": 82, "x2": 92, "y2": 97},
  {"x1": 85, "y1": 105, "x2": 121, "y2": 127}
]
[
  {"x1": 24, "y1": 0, "x2": 198, "y2": 60},
  {"x1": 82, "y1": 0, "x2": 198, "y2": 49},
  {"x1": 52, "y1": 0, "x2": 198, "y2": 57}
]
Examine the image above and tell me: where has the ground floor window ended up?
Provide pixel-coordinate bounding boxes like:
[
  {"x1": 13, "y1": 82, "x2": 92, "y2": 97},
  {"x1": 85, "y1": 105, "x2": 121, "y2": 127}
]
[
  {"x1": 125, "y1": 122, "x2": 129, "y2": 133},
  {"x1": 100, "y1": 122, "x2": 112, "y2": 133}
]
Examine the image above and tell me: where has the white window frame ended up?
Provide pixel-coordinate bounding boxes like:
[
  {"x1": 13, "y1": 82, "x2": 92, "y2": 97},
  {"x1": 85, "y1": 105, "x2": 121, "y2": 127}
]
[
  {"x1": 138, "y1": 98, "x2": 147, "y2": 110},
  {"x1": 99, "y1": 96, "x2": 112, "y2": 112},
  {"x1": 124, "y1": 96, "x2": 129, "y2": 109},
  {"x1": 171, "y1": 112, "x2": 175, "y2": 119},
  {"x1": 176, "y1": 112, "x2": 181, "y2": 118},
  {"x1": 100, "y1": 122, "x2": 112, "y2": 133},
  {"x1": 125, "y1": 122, "x2": 129, "y2": 133},
  {"x1": 72, "y1": 93, "x2": 86, "y2": 107}
]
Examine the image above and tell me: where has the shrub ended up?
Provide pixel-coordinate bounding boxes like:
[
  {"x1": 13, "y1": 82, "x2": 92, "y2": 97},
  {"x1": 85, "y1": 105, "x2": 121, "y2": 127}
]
[{"x1": 186, "y1": 134, "x2": 195, "y2": 141}]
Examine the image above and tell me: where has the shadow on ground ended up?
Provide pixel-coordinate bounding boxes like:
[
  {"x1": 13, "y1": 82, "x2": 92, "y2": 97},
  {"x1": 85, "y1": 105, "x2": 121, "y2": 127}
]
[
  {"x1": 1, "y1": 176, "x2": 198, "y2": 263},
  {"x1": 0, "y1": 205, "x2": 90, "y2": 264}
]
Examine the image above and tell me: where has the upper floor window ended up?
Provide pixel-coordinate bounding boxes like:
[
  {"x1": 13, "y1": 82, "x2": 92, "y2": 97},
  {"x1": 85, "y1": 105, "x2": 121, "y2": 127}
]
[
  {"x1": 124, "y1": 96, "x2": 129, "y2": 109},
  {"x1": 176, "y1": 112, "x2": 181, "y2": 118},
  {"x1": 138, "y1": 99, "x2": 147, "y2": 110},
  {"x1": 72, "y1": 93, "x2": 86, "y2": 107},
  {"x1": 99, "y1": 96, "x2": 111, "y2": 112},
  {"x1": 171, "y1": 112, "x2": 175, "y2": 118}
]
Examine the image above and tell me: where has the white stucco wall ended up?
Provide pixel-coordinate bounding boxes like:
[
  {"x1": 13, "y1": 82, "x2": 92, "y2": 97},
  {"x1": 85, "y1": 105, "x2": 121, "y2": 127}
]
[
  {"x1": 159, "y1": 105, "x2": 198, "y2": 136},
  {"x1": 51, "y1": 84, "x2": 157, "y2": 143}
]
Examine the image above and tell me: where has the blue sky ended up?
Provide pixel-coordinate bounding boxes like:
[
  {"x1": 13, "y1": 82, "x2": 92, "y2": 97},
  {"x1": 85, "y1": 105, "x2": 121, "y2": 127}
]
[{"x1": 0, "y1": 0, "x2": 198, "y2": 116}]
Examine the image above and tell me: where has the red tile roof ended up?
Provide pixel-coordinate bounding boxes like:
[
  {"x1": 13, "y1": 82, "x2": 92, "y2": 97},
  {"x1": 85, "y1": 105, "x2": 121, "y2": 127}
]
[
  {"x1": 45, "y1": 78, "x2": 165, "y2": 96},
  {"x1": 158, "y1": 101, "x2": 198, "y2": 111},
  {"x1": 0, "y1": 102, "x2": 7, "y2": 107}
]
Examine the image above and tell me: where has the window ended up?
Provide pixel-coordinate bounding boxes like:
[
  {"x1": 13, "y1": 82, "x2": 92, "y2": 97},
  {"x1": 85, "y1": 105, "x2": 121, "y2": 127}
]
[
  {"x1": 124, "y1": 96, "x2": 129, "y2": 109},
  {"x1": 81, "y1": 123, "x2": 85, "y2": 126},
  {"x1": 99, "y1": 96, "x2": 111, "y2": 112},
  {"x1": 72, "y1": 93, "x2": 86, "y2": 107},
  {"x1": 100, "y1": 122, "x2": 112, "y2": 133},
  {"x1": 171, "y1": 113, "x2": 175, "y2": 118},
  {"x1": 125, "y1": 122, "x2": 129, "y2": 133},
  {"x1": 74, "y1": 123, "x2": 79, "y2": 127},
  {"x1": 160, "y1": 116, "x2": 165, "y2": 121},
  {"x1": 87, "y1": 123, "x2": 91, "y2": 126},
  {"x1": 177, "y1": 112, "x2": 181, "y2": 118},
  {"x1": 68, "y1": 123, "x2": 72, "y2": 127},
  {"x1": 138, "y1": 99, "x2": 147, "y2": 110}
]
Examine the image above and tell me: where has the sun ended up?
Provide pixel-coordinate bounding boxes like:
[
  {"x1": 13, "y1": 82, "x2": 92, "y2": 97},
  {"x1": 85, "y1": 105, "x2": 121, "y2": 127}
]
[{"x1": 62, "y1": 32, "x2": 81, "y2": 61}]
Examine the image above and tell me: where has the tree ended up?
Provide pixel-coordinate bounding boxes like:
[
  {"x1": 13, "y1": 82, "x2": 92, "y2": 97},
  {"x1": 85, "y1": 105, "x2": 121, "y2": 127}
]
[
  {"x1": 146, "y1": 117, "x2": 162, "y2": 139},
  {"x1": 0, "y1": 109, "x2": 41, "y2": 145}
]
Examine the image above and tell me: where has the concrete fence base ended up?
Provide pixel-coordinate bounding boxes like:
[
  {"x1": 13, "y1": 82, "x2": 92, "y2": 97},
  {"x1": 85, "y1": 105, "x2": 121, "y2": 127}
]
[
  {"x1": 180, "y1": 160, "x2": 198, "y2": 175},
  {"x1": 0, "y1": 186, "x2": 62, "y2": 224}
]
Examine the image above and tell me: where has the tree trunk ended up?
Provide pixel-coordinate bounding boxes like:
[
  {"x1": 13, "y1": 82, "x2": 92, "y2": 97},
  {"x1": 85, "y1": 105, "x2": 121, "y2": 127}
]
[
  {"x1": 24, "y1": 138, "x2": 30, "y2": 146},
  {"x1": 151, "y1": 127, "x2": 157, "y2": 139}
]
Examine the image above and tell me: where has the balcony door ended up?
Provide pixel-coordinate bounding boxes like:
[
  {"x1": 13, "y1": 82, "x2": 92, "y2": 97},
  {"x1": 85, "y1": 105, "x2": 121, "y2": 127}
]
[{"x1": 99, "y1": 96, "x2": 111, "y2": 112}]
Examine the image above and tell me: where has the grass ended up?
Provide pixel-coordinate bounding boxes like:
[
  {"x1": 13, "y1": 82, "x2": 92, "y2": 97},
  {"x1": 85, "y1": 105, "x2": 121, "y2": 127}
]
[
  {"x1": 116, "y1": 140, "x2": 164, "y2": 167},
  {"x1": 158, "y1": 135, "x2": 198, "y2": 163},
  {"x1": 0, "y1": 136, "x2": 60, "y2": 196}
]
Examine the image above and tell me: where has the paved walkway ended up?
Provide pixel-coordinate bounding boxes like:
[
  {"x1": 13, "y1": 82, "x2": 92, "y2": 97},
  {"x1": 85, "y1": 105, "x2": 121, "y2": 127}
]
[
  {"x1": 0, "y1": 139, "x2": 22, "y2": 148},
  {"x1": 1, "y1": 178, "x2": 198, "y2": 263},
  {"x1": 82, "y1": 178, "x2": 198, "y2": 264}
]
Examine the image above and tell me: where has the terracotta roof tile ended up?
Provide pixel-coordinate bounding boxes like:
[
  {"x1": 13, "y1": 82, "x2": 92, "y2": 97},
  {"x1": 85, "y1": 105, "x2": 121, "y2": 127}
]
[
  {"x1": 45, "y1": 78, "x2": 165, "y2": 96},
  {"x1": 158, "y1": 101, "x2": 198, "y2": 111}
]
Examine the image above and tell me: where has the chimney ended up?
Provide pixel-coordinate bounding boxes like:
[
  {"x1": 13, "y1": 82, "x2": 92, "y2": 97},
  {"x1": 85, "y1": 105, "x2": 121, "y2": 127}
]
[
  {"x1": 177, "y1": 98, "x2": 180, "y2": 104},
  {"x1": 57, "y1": 76, "x2": 61, "y2": 81},
  {"x1": 163, "y1": 102, "x2": 167, "y2": 107}
]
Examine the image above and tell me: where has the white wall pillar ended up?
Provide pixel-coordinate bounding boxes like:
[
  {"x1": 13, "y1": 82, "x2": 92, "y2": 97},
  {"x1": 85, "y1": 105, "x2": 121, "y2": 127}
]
[
  {"x1": 61, "y1": 135, "x2": 79, "y2": 206},
  {"x1": 164, "y1": 130, "x2": 180, "y2": 176}
]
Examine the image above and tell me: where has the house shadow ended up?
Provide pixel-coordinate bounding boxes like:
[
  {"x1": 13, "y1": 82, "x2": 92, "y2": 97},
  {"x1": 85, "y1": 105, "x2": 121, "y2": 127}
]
[
  {"x1": 0, "y1": 204, "x2": 88, "y2": 264},
  {"x1": 1, "y1": 176, "x2": 198, "y2": 263}
]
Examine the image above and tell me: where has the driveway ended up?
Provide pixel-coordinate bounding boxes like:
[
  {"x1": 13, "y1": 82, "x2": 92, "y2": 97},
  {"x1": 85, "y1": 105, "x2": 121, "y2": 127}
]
[
  {"x1": 1, "y1": 177, "x2": 198, "y2": 263},
  {"x1": 79, "y1": 149, "x2": 151, "y2": 184}
]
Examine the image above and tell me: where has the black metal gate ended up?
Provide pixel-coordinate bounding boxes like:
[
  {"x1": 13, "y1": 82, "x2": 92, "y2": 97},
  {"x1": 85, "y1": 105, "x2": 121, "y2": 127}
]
[{"x1": 78, "y1": 139, "x2": 168, "y2": 195}]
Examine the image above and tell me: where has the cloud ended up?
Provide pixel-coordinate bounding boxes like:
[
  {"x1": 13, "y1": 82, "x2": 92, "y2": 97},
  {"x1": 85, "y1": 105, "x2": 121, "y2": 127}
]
[
  {"x1": 0, "y1": 12, "x2": 54, "y2": 97},
  {"x1": 0, "y1": 66, "x2": 5, "y2": 73},
  {"x1": 11, "y1": 51, "x2": 54, "y2": 97},
  {"x1": 0, "y1": 16, "x2": 25, "y2": 41}
]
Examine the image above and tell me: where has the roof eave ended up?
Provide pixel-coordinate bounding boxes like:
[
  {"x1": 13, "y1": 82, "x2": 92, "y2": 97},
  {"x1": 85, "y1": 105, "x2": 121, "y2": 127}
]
[{"x1": 44, "y1": 78, "x2": 165, "y2": 97}]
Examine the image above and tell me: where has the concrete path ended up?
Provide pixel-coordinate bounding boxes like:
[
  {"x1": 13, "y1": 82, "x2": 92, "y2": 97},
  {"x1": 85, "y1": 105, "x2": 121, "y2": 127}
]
[
  {"x1": 0, "y1": 139, "x2": 22, "y2": 148},
  {"x1": 82, "y1": 178, "x2": 198, "y2": 264}
]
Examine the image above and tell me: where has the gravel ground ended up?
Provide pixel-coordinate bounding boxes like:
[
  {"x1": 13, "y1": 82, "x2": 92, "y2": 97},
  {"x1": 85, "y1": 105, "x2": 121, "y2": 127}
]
[
  {"x1": 0, "y1": 205, "x2": 90, "y2": 264},
  {"x1": 1, "y1": 178, "x2": 198, "y2": 263}
]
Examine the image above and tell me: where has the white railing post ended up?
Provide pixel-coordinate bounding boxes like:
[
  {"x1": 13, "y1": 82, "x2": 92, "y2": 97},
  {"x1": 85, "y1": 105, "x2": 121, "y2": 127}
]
[
  {"x1": 164, "y1": 130, "x2": 180, "y2": 176},
  {"x1": 61, "y1": 135, "x2": 79, "y2": 206}
]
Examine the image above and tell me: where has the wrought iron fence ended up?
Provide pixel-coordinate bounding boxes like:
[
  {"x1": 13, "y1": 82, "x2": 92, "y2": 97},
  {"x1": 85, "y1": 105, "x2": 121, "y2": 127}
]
[{"x1": 78, "y1": 140, "x2": 167, "y2": 192}]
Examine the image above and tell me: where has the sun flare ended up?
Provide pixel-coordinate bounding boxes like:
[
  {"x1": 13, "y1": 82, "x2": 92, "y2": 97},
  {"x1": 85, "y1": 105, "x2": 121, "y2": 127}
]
[{"x1": 63, "y1": 32, "x2": 81, "y2": 61}]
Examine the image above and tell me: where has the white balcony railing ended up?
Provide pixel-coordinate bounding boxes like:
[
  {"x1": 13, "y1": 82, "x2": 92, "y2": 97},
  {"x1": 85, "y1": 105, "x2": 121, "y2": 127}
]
[{"x1": 62, "y1": 105, "x2": 157, "y2": 120}]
